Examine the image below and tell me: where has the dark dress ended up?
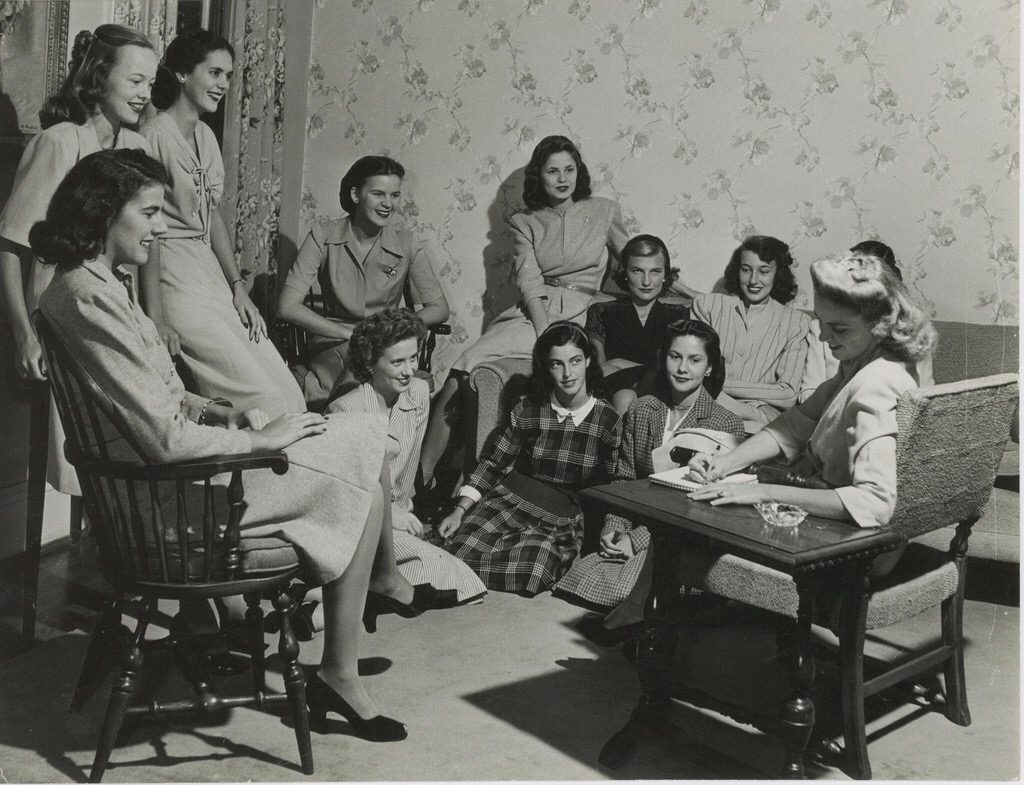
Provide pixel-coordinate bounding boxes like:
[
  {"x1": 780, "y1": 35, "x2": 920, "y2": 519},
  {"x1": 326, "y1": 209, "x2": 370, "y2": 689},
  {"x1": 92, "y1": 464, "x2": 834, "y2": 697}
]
[
  {"x1": 586, "y1": 299, "x2": 690, "y2": 398},
  {"x1": 446, "y1": 397, "x2": 620, "y2": 596}
]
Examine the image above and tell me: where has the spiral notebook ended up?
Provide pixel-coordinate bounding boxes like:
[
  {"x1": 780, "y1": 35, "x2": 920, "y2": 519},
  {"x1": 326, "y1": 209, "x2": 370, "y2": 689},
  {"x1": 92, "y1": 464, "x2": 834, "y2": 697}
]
[{"x1": 648, "y1": 466, "x2": 758, "y2": 492}]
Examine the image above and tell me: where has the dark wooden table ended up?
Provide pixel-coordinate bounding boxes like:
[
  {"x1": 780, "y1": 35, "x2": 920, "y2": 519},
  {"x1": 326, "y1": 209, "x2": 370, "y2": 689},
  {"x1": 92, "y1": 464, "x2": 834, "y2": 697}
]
[{"x1": 581, "y1": 479, "x2": 903, "y2": 779}]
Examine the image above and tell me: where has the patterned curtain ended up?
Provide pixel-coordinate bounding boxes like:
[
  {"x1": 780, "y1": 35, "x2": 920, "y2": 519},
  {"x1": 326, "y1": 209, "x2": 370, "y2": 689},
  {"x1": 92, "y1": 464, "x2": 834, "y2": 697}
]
[
  {"x1": 221, "y1": 0, "x2": 286, "y2": 316},
  {"x1": 112, "y1": 0, "x2": 177, "y2": 57}
]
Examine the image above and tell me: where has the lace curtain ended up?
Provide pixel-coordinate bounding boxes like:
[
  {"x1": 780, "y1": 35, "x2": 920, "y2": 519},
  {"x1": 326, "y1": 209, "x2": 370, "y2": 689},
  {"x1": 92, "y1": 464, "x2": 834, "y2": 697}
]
[{"x1": 112, "y1": 0, "x2": 176, "y2": 56}]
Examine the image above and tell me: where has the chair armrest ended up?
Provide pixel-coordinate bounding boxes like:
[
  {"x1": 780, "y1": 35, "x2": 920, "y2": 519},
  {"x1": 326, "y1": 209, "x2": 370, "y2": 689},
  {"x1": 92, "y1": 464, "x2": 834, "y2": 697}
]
[{"x1": 66, "y1": 448, "x2": 290, "y2": 480}]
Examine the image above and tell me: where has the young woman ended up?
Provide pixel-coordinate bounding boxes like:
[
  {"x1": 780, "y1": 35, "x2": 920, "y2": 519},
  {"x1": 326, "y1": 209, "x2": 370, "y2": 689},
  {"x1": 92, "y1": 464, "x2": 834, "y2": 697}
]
[
  {"x1": 586, "y1": 234, "x2": 689, "y2": 414},
  {"x1": 0, "y1": 24, "x2": 158, "y2": 495},
  {"x1": 32, "y1": 149, "x2": 412, "y2": 741},
  {"x1": 690, "y1": 235, "x2": 811, "y2": 430},
  {"x1": 419, "y1": 135, "x2": 628, "y2": 489},
  {"x1": 140, "y1": 29, "x2": 304, "y2": 418},
  {"x1": 688, "y1": 250, "x2": 937, "y2": 528},
  {"x1": 329, "y1": 309, "x2": 486, "y2": 625},
  {"x1": 277, "y1": 156, "x2": 450, "y2": 408},
  {"x1": 438, "y1": 322, "x2": 620, "y2": 596},
  {"x1": 555, "y1": 320, "x2": 744, "y2": 609}
]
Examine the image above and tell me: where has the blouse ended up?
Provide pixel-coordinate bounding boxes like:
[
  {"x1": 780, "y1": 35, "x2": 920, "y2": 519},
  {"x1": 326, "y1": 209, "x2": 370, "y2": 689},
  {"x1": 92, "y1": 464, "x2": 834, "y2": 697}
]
[
  {"x1": 763, "y1": 345, "x2": 918, "y2": 528},
  {"x1": 690, "y1": 292, "x2": 810, "y2": 410},
  {"x1": 586, "y1": 298, "x2": 690, "y2": 368},
  {"x1": 511, "y1": 196, "x2": 628, "y2": 304}
]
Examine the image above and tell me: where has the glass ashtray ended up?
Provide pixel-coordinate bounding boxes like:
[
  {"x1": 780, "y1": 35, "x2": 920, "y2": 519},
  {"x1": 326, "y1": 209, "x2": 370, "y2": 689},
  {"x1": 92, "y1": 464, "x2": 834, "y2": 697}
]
[{"x1": 754, "y1": 502, "x2": 808, "y2": 528}]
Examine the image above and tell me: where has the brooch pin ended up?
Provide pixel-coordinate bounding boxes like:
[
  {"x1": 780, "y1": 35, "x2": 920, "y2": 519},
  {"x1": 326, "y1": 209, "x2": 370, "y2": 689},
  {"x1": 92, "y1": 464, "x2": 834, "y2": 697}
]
[
  {"x1": 584, "y1": 216, "x2": 591, "y2": 224},
  {"x1": 381, "y1": 265, "x2": 398, "y2": 278}
]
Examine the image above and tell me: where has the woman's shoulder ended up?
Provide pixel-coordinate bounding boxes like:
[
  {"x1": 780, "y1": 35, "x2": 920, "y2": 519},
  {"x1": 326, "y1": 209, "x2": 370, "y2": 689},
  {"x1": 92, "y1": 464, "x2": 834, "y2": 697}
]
[
  {"x1": 308, "y1": 217, "x2": 348, "y2": 245},
  {"x1": 626, "y1": 395, "x2": 666, "y2": 425},
  {"x1": 408, "y1": 377, "x2": 431, "y2": 407},
  {"x1": 854, "y1": 354, "x2": 918, "y2": 392},
  {"x1": 590, "y1": 397, "x2": 622, "y2": 427},
  {"x1": 328, "y1": 382, "x2": 371, "y2": 413},
  {"x1": 23, "y1": 122, "x2": 80, "y2": 162},
  {"x1": 139, "y1": 111, "x2": 173, "y2": 139},
  {"x1": 772, "y1": 298, "x2": 812, "y2": 328},
  {"x1": 119, "y1": 127, "x2": 150, "y2": 152}
]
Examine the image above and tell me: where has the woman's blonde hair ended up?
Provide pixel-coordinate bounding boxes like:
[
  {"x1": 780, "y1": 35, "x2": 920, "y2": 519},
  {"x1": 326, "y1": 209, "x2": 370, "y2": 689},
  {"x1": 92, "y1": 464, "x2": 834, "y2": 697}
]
[{"x1": 811, "y1": 252, "x2": 937, "y2": 361}]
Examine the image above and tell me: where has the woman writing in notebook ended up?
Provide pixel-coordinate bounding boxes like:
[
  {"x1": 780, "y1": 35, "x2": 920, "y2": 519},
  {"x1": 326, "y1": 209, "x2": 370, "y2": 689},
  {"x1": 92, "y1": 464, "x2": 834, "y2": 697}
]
[{"x1": 688, "y1": 250, "x2": 936, "y2": 528}]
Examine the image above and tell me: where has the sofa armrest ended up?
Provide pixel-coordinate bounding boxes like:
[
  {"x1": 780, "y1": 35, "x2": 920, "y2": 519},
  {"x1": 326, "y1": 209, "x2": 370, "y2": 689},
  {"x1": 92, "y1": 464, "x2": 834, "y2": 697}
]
[{"x1": 465, "y1": 358, "x2": 533, "y2": 469}]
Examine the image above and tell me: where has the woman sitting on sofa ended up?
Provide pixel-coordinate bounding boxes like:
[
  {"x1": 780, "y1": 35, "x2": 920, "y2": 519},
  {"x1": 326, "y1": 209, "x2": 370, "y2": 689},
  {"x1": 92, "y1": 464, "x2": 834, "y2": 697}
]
[{"x1": 690, "y1": 235, "x2": 810, "y2": 430}]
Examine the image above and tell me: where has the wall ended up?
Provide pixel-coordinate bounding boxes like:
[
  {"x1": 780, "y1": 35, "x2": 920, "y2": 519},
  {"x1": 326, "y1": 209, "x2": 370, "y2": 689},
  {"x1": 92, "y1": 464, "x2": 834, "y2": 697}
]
[{"x1": 301, "y1": 0, "x2": 1019, "y2": 379}]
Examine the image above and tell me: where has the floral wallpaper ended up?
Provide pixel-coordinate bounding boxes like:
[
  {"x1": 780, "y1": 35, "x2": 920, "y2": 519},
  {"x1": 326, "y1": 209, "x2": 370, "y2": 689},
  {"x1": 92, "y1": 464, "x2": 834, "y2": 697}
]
[{"x1": 300, "y1": 0, "x2": 1019, "y2": 381}]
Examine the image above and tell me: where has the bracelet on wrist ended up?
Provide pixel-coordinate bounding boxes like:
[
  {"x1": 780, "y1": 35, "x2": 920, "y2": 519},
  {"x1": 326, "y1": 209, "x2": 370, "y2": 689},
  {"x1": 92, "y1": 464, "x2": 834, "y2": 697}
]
[
  {"x1": 230, "y1": 278, "x2": 245, "y2": 290},
  {"x1": 197, "y1": 399, "x2": 213, "y2": 425}
]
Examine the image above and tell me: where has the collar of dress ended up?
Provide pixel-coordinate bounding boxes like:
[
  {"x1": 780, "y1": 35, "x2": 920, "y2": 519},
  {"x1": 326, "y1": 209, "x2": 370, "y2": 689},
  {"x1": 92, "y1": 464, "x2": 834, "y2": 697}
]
[{"x1": 550, "y1": 394, "x2": 597, "y2": 425}]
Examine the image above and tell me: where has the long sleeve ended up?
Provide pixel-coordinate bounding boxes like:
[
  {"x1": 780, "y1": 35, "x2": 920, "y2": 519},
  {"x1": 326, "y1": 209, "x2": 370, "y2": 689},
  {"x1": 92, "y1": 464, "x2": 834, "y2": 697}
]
[
  {"x1": 40, "y1": 271, "x2": 252, "y2": 463},
  {"x1": 724, "y1": 318, "x2": 808, "y2": 407},
  {"x1": 798, "y1": 321, "x2": 837, "y2": 403},
  {"x1": 510, "y1": 212, "x2": 545, "y2": 305},
  {"x1": 602, "y1": 399, "x2": 652, "y2": 548},
  {"x1": 466, "y1": 399, "x2": 528, "y2": 495}
]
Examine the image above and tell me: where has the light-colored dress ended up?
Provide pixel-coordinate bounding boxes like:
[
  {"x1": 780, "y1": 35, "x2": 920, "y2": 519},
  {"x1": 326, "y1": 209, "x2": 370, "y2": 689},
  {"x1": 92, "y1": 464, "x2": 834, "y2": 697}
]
[
  {"x1": 451, "y1": 197, "x2": 628, "y2": 373},
  {"x1": 554, "y1": 388, "x2": 744, "y2": 608},
  {"x1": 141, "y1": 113, "x2": 304, "y2": 418},
  {"x1": 690, "y1": 292, "x2": 810, "y2": 427},
  {"x1": 0, "y1": 118, "x2": 150, "y2": 494},
  {"x1": 39, "y1": 259, "x2": 387, "y2": 584},
  {"x1": 282, "y1": 217, "x2": 446, "y2": 406},
  {"x1": 329, "y1": 379, "x2": 486, "y2": 604}
]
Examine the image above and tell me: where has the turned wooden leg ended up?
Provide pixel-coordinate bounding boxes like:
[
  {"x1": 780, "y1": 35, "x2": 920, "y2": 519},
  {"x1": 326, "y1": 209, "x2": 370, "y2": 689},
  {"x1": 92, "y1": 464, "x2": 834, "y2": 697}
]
[
  {"x1": 275, "y1": 589, "x2": 313, "y2": 775},
  {"x1": 90, "y1": 597, "x2": 153, "y2": 783},
  {"x1": 838, "y1": 572, "x2": 872, "y2": 780},
  {"x1": 22, "y1": 381, "x2": 49, "y2": 648},
  {"x1": 245, "y1": 592, "x2": 266, "y2": 694},
  {"x1": 71, "y1": 593, "x2": 128, "y2": 714},
  {"x1": 599, "y1": 533, "x2": 683, "y2": 770},
  {"x1": 780, "y1": 573, "x2": 816, "y2": 779},
  {"x1": 942, "y1": 522, "x2": 972, "y2": 727}
]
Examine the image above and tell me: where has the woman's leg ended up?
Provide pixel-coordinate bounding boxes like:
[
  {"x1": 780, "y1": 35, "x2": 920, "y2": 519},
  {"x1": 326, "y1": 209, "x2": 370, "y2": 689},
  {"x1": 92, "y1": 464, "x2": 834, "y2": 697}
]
[
  {"x1": 419, "y1": 375, "x2": 460, "y2": 486},
  {"x1": 367, "y1": 468, "x2": 415, "y2": 604},
  {"x1": 317, "y1": 481, "x2": 386, "y2": 719}
]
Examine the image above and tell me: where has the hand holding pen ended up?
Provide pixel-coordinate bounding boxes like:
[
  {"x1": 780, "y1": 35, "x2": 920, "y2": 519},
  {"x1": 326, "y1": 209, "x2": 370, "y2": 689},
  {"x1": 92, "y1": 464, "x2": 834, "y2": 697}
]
[{"x1": 687, "y1": 444, "x2": 727, "y2": 484}]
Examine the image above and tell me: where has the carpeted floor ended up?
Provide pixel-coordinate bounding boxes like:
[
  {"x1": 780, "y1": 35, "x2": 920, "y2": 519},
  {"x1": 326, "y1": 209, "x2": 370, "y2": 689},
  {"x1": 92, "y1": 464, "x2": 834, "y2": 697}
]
[{"x1": 0, "y1": 544, "x2": 1019, "y2": 782}]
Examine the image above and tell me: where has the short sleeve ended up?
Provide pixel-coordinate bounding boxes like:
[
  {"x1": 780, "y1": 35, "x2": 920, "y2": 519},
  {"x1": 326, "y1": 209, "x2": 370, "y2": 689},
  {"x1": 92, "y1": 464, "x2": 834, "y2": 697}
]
[
  {"x1": 0, "y1": 129, "x2": 75, "y2": 248},
  {"x1": 405, "y1": 235, "x2": 445, "y2": 305},
  {"x1": 284, "y1": 223, "x2": 327, "y2": 296},
  {"x1": 585, "y1": 302, "x2": 607, "y2": 343}
]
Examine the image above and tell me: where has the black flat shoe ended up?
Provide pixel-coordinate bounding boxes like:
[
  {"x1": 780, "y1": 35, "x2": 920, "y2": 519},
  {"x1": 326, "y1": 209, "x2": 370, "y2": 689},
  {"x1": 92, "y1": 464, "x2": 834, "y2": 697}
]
[
  {"x1": 305, "y1": 672, "x2": 407, "y2": 742},
  {"x1": 363, "y1": 584, "x2": 439, "y2": 633}
]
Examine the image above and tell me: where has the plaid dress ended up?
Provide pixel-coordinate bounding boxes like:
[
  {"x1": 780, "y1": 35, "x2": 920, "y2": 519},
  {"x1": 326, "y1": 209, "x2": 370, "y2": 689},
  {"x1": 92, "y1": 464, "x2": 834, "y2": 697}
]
[
  {"x1": 554, "y1": 388, "x2": 744, "y2": 608},
  {"x1": 447, "y1": 397, "x2": 620, "y2": 596}
]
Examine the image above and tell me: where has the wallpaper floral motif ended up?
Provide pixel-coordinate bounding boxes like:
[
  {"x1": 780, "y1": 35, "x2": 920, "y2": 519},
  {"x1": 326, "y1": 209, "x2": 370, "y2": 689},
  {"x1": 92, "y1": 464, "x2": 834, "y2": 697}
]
[{"x1": 301, "y1": 0, "x2": 1018, "y2": 381}]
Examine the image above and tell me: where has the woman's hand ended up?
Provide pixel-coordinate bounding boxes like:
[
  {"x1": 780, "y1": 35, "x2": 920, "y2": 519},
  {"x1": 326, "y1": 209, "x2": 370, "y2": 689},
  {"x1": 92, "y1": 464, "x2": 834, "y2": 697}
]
[
  {"x1": 393, "y1": 510, "x2": 424, "y2": 537},
  {"x1": 688, "y1": 482, "x2": 768, "y2": 507},
  {"x1": 598, "y1": 530, "x2": 635, "y2": 560},
  {"x1": 14, "y1": 332, "x2": 47, "y2": 380},
  {"x1": 230, "y1": 408, "x2": 269, "y2": 431},
  {"x1": 687, "y1": 450, "x2": 729, "y2": 484},
  {"x1": 153, "y1": 322, "x2": 181, "y2": 357},
  {"x1": 437, "y1": 508, "x2": 465, "y2": 540},
  {"x1": 249, "y1": 412, "x2": 328, "y2": 452},
  {"x1": 233, "y1": 288, "x2": 267, "y2": 343}
]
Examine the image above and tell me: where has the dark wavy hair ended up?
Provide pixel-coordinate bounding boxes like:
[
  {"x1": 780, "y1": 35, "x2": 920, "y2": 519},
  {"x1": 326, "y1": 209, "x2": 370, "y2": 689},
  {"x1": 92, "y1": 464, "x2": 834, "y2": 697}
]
[
  {"x1": 850, "y1": 240, "x2": 901, "y2": 280},
  {"x1": 528, "y1": 320, "x2": 602, "y2": 401},
  {"x1": 28, "y1": 149, "x2": 168, "y2": 270},
  {"x1": 612, "y1": 233, "x2": 679, "y2": 293},
  {"x1": 39, "y1": 25, "x2": 156, "y2": 128},
  {"x1": 347, "y1": 308, "x2": 427, "y2": 383},
  {"x1": 152, "y1": 29, "x2": 234, "y2": 110},
  {"x1": 521, "y1": 135, "x2": 592, "y2": 210},
  {"x1": 654, "y1": 319, "x2": 727, "y2": 402},
  {"x1": 723, "y1": 235, "x2": 798, "y2": 305},
  {"x1": 339, "y1": 156, "x2": 405, "y2": 214}
]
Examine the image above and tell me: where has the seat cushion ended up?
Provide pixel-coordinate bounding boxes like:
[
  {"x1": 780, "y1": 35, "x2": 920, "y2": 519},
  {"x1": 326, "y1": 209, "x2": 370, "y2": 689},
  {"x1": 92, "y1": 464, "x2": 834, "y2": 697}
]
[
  {"x1": 240, "y1": 537, "x2": 301, "y2": 575},
  {"x1": 679, "y1": 543, "x2": 959, "y2": 630}
]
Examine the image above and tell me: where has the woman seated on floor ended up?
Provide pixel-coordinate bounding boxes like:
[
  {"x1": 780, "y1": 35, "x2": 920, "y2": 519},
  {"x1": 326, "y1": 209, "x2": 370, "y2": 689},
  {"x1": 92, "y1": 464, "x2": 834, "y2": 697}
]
[
  {"x1": 555, "y1": 319, "x2": 744, "y2": 610},
  {"x1": 327, "y1": 309, "x2": 487, "y2": 629},
  {"x1": 690, "y1": 235, "x2": 811, "y2": 431},
  {"x1": 32, "y1": 148, "x2": 410, "y2": 742},
  {"x1": 586, "y1": 234, "x2": 690, "y2": 415},
  {"x1": 276, "y1": 155, "x2": 450, "y2": 408},
  {"x1": 438, "y1": 321, "x2": 621, "y2": 596},
  {"x1": 594, "y1": 248, "x2": 937, "y2": 639}
]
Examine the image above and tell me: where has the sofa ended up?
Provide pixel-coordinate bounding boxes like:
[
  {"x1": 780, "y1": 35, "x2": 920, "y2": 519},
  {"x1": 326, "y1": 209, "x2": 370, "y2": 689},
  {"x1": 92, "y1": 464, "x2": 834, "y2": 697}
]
[{"x1": 463, "y1": 318, "x2": 1019, "y2": 565}]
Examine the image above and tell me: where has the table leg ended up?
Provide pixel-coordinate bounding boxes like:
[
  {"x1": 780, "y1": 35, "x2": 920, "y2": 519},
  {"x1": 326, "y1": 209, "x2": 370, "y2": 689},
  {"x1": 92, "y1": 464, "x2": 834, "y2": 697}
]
[
  {"x1": 780, "y1": 572, "x2": 816, "y2": 779},
  {"x1": 599, "y1": 532, "x2": 683, "y2": 769}
]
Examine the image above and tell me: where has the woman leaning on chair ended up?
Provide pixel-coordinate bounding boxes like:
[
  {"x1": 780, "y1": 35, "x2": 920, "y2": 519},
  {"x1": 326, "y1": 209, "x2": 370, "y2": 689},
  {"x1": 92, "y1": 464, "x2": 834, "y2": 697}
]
[{"x1": 31, "y1": 148, "x2": 412, "y2": 743}]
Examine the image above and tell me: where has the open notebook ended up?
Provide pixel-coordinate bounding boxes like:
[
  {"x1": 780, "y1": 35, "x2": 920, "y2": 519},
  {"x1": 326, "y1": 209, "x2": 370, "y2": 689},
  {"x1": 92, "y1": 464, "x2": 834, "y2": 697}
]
[{"x1": 649, "y1": 466, "x2": 758, "y2": 492}]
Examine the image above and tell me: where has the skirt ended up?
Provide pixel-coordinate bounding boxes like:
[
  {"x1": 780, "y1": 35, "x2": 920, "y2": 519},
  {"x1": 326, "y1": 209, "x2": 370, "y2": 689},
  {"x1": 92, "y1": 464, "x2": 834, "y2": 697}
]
[
  {"x1": 445, "y1": 473, "x2": 583, "y2": 596},
  {"x1": 553, "y1": 548, "x2": 648, "y2": 609},
  {"x1": 159, "y1": 236, "x2": 305, "y2": 418}
]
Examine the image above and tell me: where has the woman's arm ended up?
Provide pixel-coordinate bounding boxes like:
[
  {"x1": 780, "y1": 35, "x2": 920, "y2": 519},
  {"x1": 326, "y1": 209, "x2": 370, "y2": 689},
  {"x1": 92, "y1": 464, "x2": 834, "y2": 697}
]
[
  {"x1": 210, "y1": 210, "x2": 266, "y2": 341},
  {"x1": 722, "y1": 317, "x2": 810, "y2": 408},
  {"x1": 523, "y1": 295, "x2": 549, "y2": 336},
  {"x1": 276, "y1": 228, "x2": 352, "y2": 340},
  {"x1": 138, "y1": 240, "x2": 181, "y2": 357},
  {"x1": 413, "y1": 294, "x2": 449, "y2": 327},
  {"x1": 0, "y1": 246, "x2": 44, "y2": 379},
  {"x1": 687, "y1": 428, "x2": 783, "y2": 482},
  {"x1": 510, "y1": 215, "x2": 550, "y2": 335},
  {"x1": 689, "y1": 480, "x2": 849, "y2": 520}
]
